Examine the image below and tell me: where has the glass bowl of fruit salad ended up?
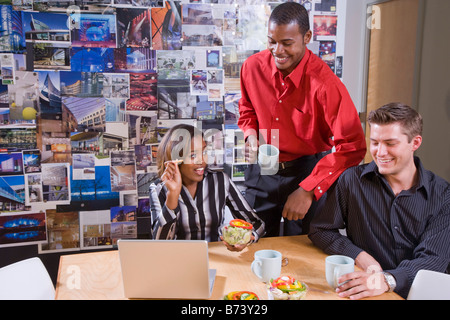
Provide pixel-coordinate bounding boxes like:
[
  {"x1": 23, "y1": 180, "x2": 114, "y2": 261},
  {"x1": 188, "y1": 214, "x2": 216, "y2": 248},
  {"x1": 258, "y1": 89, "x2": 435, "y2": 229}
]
[{"x1": 267, "y1": 276, "x2": 308, "y2": 300}]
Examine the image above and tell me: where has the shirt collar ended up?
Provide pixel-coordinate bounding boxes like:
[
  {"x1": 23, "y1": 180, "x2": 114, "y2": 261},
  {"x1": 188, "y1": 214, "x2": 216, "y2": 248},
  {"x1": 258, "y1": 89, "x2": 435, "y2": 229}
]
[
  {"x1": 270, "y1": 49, "x2": 311, "y2": 88},
  {"x1": 360, "y1": 157, "x2": 430, "y2": 198}
]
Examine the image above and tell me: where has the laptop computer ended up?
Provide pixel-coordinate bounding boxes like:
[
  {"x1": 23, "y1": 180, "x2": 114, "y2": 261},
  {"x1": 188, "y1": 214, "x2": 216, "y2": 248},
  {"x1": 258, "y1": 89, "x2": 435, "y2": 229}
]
[{"x1": 117, "y1": 239, "x2": 216, "y2": 299}]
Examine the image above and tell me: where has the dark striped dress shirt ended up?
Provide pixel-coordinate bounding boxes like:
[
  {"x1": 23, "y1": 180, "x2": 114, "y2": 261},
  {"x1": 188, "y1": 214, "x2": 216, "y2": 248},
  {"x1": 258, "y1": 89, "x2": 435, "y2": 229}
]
[
  {"x1": 150, "y1": 169, "x2": 265, "y2": 242},
  {"x1": 309, "y1": 157, "x2": 450, "y2": 298}
]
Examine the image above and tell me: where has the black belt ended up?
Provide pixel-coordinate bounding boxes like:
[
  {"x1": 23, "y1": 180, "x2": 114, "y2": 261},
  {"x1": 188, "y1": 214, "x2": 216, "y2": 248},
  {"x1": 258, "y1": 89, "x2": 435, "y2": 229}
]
[{"x1": 278, "y1": 151, "x2": 331, "y2": 171}]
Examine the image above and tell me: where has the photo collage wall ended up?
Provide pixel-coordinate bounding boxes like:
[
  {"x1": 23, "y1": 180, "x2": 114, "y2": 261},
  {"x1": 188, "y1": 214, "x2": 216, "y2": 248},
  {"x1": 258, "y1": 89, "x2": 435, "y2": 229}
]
[{"x1": 0, "y1": 0, "x2": 342, "y2": 252}]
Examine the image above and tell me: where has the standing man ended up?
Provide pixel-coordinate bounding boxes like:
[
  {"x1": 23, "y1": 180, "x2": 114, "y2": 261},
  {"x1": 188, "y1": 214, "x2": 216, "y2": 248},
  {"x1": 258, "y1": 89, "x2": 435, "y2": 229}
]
[
  {"x1": 238, "y1": 2, "x2": 366, "y2": 236},
  {"x1": 309, "y1": 103, "x2": 450, "y2": 299}
]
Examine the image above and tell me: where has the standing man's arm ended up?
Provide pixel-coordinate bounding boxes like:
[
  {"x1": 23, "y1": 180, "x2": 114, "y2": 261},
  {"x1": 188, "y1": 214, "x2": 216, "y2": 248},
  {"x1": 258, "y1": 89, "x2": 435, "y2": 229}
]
[{"x1": 283, "y1": 81, "x2": 366, "y2": 221}]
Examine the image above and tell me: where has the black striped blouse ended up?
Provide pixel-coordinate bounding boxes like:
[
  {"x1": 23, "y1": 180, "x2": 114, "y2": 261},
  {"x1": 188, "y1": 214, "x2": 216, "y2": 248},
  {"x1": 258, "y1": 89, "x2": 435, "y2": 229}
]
[
  {"x1": 309, "y1": 157, "x2": 450, "y2": 298},
  {"x1": 150, "y1": 169, "x2": 265, "y2": 242}
]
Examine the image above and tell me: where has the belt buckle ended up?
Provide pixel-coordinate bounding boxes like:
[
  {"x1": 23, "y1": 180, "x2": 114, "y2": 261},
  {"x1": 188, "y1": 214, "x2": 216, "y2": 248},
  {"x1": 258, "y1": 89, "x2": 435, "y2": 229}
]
[{"x1": 279, "y1": 162, "x2": 286, "y2": 170}]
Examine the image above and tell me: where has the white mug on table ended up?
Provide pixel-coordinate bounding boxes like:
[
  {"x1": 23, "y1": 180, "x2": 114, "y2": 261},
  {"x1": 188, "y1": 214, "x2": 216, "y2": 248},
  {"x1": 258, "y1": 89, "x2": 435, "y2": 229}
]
[
  {"x1": 325, "y1": 255, "x2": 355, "y2": 289},
  {"x1": 251, "y1": 249, "x2": 288, "y2": 283}
]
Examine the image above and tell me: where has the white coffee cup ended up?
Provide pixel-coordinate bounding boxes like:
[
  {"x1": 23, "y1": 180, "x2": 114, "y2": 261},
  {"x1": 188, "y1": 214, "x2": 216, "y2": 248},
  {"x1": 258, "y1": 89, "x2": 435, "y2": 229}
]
[
  {"x1": 325, "y1": 255, "x2": 355, "y2": 289},
  {"x1": 258, "y1": 144, "x2": 279, "y2": 175},
  {"x1": 251, "y1": 250, "x2": 288, "y2": 283}
]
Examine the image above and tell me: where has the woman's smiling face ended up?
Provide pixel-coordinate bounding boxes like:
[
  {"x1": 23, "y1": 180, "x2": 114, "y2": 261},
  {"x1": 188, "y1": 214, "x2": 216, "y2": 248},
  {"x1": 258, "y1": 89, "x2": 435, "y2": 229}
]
[{"x1": 179, "y1": 135, "x2": 207, "y2": 185}]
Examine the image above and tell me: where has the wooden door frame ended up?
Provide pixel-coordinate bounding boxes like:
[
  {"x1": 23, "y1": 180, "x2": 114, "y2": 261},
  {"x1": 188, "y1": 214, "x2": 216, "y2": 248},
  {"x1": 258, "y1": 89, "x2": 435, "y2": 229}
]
[{"x1": 361, "y1": 0, "x2": 426, "y2": 163}]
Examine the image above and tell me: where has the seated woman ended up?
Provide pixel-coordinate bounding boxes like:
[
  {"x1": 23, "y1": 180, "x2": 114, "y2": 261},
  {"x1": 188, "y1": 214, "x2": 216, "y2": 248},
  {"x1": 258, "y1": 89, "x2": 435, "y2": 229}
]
[{"x1": 150, "y1": 124, "x2": 265, "y2": 251}]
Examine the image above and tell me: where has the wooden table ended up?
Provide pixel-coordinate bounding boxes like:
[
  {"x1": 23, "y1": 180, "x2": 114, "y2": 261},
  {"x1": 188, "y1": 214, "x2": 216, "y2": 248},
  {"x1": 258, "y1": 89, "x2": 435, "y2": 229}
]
[{"x1": 55, "y1": 235, "x2": 403, "y2": 300}]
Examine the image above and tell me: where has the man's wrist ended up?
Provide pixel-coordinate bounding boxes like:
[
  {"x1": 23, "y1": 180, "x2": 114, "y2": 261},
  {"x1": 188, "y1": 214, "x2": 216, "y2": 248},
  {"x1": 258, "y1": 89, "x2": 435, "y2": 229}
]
[{"x1": 382, "y1": 272, "x2": 397, "y2": 293}]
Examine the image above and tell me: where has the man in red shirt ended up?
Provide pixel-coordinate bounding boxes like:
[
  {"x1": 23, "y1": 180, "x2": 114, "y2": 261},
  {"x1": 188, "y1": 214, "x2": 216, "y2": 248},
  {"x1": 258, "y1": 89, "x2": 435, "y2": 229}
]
[{"x1": 238, "y1": 2, "x2": 366, "y2": 236}]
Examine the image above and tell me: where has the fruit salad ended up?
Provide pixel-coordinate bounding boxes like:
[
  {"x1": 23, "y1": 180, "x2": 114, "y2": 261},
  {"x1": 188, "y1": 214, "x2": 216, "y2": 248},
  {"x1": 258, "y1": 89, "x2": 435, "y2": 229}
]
[
  {"x1": 221, "y1": 219, "x2": 253, "y2": 246},
  {"x1": 268, "y1": 276, "x2": 308, "y2": 300},
  {"x1": 224, "y1": 291, "x2": 259, "y2": 300}
]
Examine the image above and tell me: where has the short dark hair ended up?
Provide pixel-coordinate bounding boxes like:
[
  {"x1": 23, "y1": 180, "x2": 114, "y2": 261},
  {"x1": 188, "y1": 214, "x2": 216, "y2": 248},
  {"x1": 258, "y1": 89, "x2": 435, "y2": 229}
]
[
  {"x1": 368, "y1": 103, "x2": 423, "y2": 142},
  {"x1": 269, "y1": 2, "x2": 310, "y2": 35}
]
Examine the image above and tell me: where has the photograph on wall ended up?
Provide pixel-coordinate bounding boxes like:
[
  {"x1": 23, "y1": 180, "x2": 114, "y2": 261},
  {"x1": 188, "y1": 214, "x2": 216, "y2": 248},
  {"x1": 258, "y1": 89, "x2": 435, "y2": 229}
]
[
  {"x1": 151, "y1": 1, "x2": 182, "y2": 50},
  {"x1": 114, "y1": 48, "x2": 156, "y2": 73},
  {"x1": 39, "y1": 131, "x2": 72, "y2": 163},
  {"x1": 314, "y1": 0, "x2": 337, "y2": 13},
  {"x1": 0, "y1": 175, "x2": 26, "y2": 213},
  {"x1": 116, "y1": 8, "x2": 151, "y2": 49},
  {"x1": 41, "y1": 163, "x2": 70, "y2": 204},
  {"x1": 126, "y1": 72, "x2": 158, "y2": 111},
  {"x1": 70, "y1": 48, "x2": 115, "y2": 73},
  {"x1": 196, "y1": 96, "x2": 223, "y2": 124},
  {"x1": 0, "y1": 84, "x2": 9, "y2": 109},
  {"x1": 236, "y1": 4, "x2": 270, "y2": 51},
  {"x1": 22, "y1": 11, "x2": 71, "y2": 45},
  {"x1": 0, "y1": 5, "x2": 25, "y2": 54},
  {"x1": 23, "y1": 149, "x2": 41, "y2": 174},
  {"x1": 72, "y1": 153, "x2": 96, "y2": 180},
  {"x1": 110, "y1": 150, "x2": 136, "y2": 192},
  {"x1": 157, "y1": 79, "x2": 196, "y2": 119},
  {"x1": 25, "y1": 173, "x2": 43, "y2": 205},
  {"x1": 12, "y1": 0, "x2": 32, "y2": 12},
  {"x1": 8, "y1": 71, "x2": 39, "y2": 121},
  {"x1": 156, "y1": 118, "x2": 196, "y2": 142},
  {"x1": 114, "y1": 0, "x2": 164, "y2": 7},
  {"x1": 137, "y1": 170, "x2": 158, "y2": 198},
  {"x1": 70, "y1": 165, "x2": 120, "y2": 211},
  {"x1": 224, "y1": 92, "x2": 240, "y2": 126},
  {"x1": 231, "y1": 163, "x2": 247, "y2": 182},
  {"x1": 156, "y1": 50, "x2": 195, "y2": 81},
  {"x1": 39, "y1": 209, "x2": 79, "y2": 253},
  {"x1": 182, "y1": 3, "x2": 223, "y2": 47},
  {"x1": 319, "y1": 40, "x2": 336, "y2": 72},
  {"x1": 183, "y1": 46, "x2": 222, "y2": 70},
  {"x1": 0, "y1": 152, "x2": 23, "y2": 176},
  {"x1": 127, "y1": 110, "x2": 158, "y2": 147},
  {"x1": 0, "y1": 211, "x2": 47, "y2": 248},
  {"x1": 34, "y1": 0, "x2": 114, "y2": 13},
  {"x1": 190, "y1": 69, "x2": 207, "y2": 96},
  {"x1": 134, "y1": 144, "x2": 154, "y2": 173},
  {"x1": 38, "y1": 71, "x2": 62, "y2": 120},
  {"x1": 1, "y1": 54, "x2": 16, "y2": 85},
  {"x1": 60, "y1": 71, "x2": 104, "y2": 98},
  {"x1": 29, "y1": 42, "x2": 71, "y2": 71},
  {"x1": 0, "y1": 127, "x2": 37, "y2": 151},
  {"x1": 70, "y1": 13, "x2": 117, "y2": 48},
  {"x1": 110, "y1": 205, "x2": 137, "y2": 244},
  {"x1": 79, "y1": 209, "x2": 112, "y2": 250},
  {"x1": 313, "y1": 15, "x2": 338, "y2": 40},
  {"x1": 102, "y1": 73, "x2": 130, "y2": 99}
]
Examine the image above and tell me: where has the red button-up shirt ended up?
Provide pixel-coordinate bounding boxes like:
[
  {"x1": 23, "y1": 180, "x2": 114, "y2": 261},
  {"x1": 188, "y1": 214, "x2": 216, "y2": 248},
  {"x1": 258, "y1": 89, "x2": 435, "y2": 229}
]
[{"x1": 238, "y1": 49, "x2": 366, "y2": 200}]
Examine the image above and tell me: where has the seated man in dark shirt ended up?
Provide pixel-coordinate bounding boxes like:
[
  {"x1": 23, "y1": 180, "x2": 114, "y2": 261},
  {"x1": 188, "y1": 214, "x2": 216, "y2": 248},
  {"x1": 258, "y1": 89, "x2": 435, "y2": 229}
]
[{"x1": 309, "y1": 103, "x2": 450, "y2": 299}]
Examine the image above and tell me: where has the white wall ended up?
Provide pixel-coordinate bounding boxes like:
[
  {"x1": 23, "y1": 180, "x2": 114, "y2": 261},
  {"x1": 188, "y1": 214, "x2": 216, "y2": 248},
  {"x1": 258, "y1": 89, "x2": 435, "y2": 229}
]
[{"x1": 341, "y1": 0, "x2": 372, "y2": 114}]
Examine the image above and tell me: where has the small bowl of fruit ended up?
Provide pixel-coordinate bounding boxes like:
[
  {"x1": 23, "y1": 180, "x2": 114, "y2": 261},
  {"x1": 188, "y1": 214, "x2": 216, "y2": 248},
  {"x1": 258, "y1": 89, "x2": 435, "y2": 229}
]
[{"x1": 267, "y1": 276, "x2": 308, "y2": 300}]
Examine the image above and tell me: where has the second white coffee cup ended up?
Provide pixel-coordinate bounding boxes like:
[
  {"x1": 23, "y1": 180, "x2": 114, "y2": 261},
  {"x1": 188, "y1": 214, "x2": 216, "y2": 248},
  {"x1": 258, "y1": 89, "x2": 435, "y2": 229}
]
[
  {"x1": 258, "y1": 144, "x2": 279, "y2": 175},
  {"x1": 325, "y1": 255, "x2": 355, "y2": 289}
]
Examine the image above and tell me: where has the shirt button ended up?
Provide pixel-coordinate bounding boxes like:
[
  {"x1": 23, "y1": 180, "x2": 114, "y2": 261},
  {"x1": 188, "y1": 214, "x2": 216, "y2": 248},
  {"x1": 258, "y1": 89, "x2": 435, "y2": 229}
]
[
  {"x1": 329, "y1": 172, "x2": 332, "y2": 175},
  {"x1": 275, "y1": 118, "x2": 279, "y2": 121},
  {"x1": 319, "y1": 190, "x2": 323, "y2": 193},
  {"x1": 279, "y1": 100, "x2": 282, "y2": 103},
  {"x1": 282, "y1": 83, "x2": 285, "y2": 86},
  {"x1": 317, "y1": 186, "x2": 321, "y2": 190}
]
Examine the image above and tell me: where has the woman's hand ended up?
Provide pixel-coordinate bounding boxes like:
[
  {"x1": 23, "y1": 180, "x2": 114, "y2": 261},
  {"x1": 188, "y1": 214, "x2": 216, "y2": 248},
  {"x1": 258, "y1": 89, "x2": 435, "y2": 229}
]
[
  {"x1": 162, "y1": 160, "x2": 182, "y2": 210},
  {"x1": 220, "y1": 235, "x2": 255, "y2": 252}
]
